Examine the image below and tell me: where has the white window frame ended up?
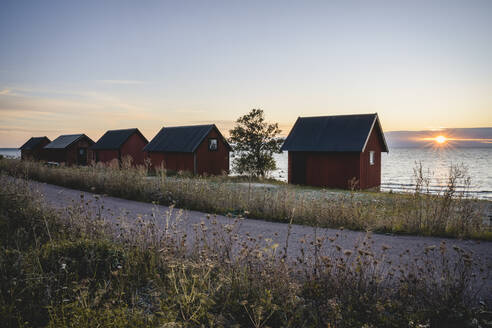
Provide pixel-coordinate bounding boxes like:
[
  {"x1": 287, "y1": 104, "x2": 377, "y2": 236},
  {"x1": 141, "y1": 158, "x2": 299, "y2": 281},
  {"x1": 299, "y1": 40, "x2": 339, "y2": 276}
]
[
  {"x1": 369, "y1": 151, "x2": 375, "y2": 165},
  {"x1": 208, "y1": 138, "x2": 218, "y2": 151}
]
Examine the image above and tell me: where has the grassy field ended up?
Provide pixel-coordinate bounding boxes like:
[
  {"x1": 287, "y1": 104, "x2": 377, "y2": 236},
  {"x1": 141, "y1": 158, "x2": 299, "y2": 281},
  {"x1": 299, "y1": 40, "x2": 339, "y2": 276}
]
[
  {"x1": 1, "y1": 174, "x2": 491, "y2": 327},
  {"x1": 0, "y1": 158, "x2": 490, "y2": 240}
]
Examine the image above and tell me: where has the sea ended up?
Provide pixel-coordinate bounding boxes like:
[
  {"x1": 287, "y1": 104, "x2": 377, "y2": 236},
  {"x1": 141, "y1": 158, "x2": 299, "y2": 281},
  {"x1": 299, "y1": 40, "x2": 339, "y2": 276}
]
[
  {"x1": 0, "y1": 148, "x2": 21, "y2": 159},
  {"x1": 268, "y1": 148, "x2": 492, "y2": 200},
  {"x1": 1, "y1": 147, "x2": 491, "y2": 200}
]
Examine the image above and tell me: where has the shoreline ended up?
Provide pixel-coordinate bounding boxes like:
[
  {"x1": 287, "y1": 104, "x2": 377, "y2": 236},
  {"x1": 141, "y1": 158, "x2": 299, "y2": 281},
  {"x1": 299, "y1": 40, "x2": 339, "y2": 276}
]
[
  {"x1": 231, "y1": 179, "x2": 492, "y2": 227},
  {"x1": 3, "y1": 147, "x2": 492, "y2": 200}
]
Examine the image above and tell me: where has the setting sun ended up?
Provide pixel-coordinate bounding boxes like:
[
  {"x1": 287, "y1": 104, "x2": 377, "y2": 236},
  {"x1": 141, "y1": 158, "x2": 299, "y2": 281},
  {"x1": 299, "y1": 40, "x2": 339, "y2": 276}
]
[{"x1": 435, "y1": 135, "x2": 447, "y2": 144}]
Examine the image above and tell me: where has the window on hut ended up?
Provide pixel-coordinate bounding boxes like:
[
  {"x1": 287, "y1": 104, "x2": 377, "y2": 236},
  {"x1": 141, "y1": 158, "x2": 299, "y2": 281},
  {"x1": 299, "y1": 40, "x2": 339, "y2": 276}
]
[
  {"x1": 369, "y1": 151, "x2": 375, "y2": 165},
  {"x1": 208, "y1": 138, "x2": 218, "y2": 151}
]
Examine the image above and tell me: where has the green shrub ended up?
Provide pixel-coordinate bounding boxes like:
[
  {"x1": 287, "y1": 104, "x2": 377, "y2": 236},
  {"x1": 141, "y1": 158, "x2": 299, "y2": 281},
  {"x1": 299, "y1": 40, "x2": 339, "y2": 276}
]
[
  {"x1": 47, "y1": 304, "x2": 157, "y2": 328},
  {"x1": 0, "y1": 248, "x2": 50, "y2": 327},
  {"x1": 39, "y1": 239, "x2": 126, "y2": 283},
  {"x1": 0, "y1": 178, "x2": 64, "y2": 250}
]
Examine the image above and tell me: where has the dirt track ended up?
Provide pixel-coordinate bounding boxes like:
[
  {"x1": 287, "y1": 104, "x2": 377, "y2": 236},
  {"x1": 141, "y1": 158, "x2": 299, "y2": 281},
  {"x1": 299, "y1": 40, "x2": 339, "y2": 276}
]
[{"x1": 28, "y1": 180, "x2": 492, "y2": 301}]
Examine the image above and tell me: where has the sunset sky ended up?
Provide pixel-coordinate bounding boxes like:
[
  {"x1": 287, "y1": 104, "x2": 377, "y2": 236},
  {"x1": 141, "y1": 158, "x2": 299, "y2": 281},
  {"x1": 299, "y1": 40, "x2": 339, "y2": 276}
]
[{"x1": 1, "y1": 0, "x2": 491, "y2": 147}]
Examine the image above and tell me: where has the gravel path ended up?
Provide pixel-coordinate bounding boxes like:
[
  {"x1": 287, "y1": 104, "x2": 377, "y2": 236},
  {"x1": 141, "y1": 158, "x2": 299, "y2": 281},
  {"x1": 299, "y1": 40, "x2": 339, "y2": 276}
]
[{"x1": 28, "y1": 180, "x2": 492, "y2": 300}]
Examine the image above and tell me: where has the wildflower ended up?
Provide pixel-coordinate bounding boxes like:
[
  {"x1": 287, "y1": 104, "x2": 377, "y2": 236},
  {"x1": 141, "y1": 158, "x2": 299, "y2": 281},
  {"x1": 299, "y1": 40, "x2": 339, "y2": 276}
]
[{"x1": 61, "y1": 263, "x2": 67, "y2": 270}]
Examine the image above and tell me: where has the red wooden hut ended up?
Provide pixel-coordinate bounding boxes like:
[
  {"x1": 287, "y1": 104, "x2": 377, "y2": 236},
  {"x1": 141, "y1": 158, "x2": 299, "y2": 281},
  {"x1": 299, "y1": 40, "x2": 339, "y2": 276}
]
[
  {"x1": 43, "y1": 134, "x2": 95, "y2": 166},
  {"x1": 144, "y1": 124, "x2": 231, "y2": 175},
  {"x1": 281, "y1": 113, "x2": 388, "y2": 190},
  {"x1": 19, "y1": 136, "x2": 51, "y2": 161},
  {"x1": 91, "y1": 128, "x2": 148, "y2": 165}
]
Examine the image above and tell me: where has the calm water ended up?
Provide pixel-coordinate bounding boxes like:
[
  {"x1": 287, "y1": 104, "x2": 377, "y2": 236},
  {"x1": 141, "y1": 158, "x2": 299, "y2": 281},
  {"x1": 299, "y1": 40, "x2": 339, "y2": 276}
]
[
  {"x1": 2, "y1": 147, "x2": 491, "y2": 199},
  {"x1": 267, "y1": 148, "x2": 492, "y2": 199},
  {"x1": 0, "y1": 148, "x2": 20, "y2": 159}
]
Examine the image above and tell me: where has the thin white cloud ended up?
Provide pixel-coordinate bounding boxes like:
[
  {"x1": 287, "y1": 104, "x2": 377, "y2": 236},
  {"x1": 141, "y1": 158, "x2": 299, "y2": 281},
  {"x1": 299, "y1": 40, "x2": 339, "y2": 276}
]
[
  {"x1": 97, "y1": 80, "x2": 145, "y2": 85},
  {"x1": 0, "y1": 86, "x2": 153, "y2": 117},
  {"x1": 174, "y1": 109, "x2": 206, "y2": 114},
  {"x1": 0, "y1": 126, "x2": 59, "y2": 134}
]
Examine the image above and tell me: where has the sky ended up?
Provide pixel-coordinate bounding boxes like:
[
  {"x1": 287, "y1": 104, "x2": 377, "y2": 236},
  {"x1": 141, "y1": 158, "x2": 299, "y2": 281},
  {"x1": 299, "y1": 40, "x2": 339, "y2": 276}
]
[
  {"x1": 385, "y1": 128, "x2": 492, "y2": 148},
  {"x1": 1, "y1": 0, "x2": 491, "y2": 147}
]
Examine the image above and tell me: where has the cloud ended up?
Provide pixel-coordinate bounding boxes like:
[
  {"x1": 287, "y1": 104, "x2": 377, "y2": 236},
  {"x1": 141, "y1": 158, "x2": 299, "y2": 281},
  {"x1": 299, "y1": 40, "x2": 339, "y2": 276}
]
[
  {"x1": 0, "y1": 88, "x2": 22, "y2": 96},
  {"x1": 97, "y1": 80, "x2": 145, "y2": 85},
  {"x1": 174, "y1": 109, "x2": 206, "y2": 114},
  {"x1": 385, "y1": 128, "x2": 492, "y2": 148},
  {"x1": 0, "y1": 84, "x2": 294, "y2": 145},
  {"x1": 0, "y1": 85, "x2": 158, "y2": 144},
  {"x1": 0, "y1": 126, "x2": 60, "y2": 134},
  {"x1": 0, "y1": 86, "x2": 154, "y2": 117}
]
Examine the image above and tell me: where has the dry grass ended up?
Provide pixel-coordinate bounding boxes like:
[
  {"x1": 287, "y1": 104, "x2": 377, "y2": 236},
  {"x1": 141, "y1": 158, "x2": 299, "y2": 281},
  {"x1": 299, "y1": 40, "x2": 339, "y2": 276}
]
[
  {"x1": 1, "y1": 174, "x2": 491, "y2": 327},
  {"x1": 0, "y1": 158, "x2": 489, "y2": 240}
]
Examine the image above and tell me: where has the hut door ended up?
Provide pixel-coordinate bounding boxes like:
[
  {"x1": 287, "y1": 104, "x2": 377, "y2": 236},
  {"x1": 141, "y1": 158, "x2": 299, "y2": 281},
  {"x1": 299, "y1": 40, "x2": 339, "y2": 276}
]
[
  {"x1": 291, "y1": 152, "x2": 306, "y2": 185},
  {"x1": 77, "y1": 148, "x2": 87, "y2": 166}
]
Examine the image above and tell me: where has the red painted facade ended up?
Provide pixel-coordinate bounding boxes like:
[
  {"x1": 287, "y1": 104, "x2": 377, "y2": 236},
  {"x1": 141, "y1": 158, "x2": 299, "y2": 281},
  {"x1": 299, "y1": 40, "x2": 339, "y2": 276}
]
[
  {"x1": 43, "y1": 137, "x2": 94, "y2": 166},
  {"x1": 120, "y1": 133, "x2": 147, "y2": 165},
  {"x1": 147, "y1": 129, "x2": 230, "y2": 175},
  {"x1": 93, "y1": 132, "x2": 148, "y2": 165},
  {"x1": 95, "y1": 150, "x2": 119, "y2": 164},
  {"x1": 147, "y1": 152, "x2": 194, "y2": 172},
  {"x1": 288, "y1": 126, "x2": 386, "y2": 190},
  {"x1": 359, "y1": 126, "x2": 385, "y2": 189},
  {"x1": 195, "y1": 129, "x2": 230, "y2": 175}
]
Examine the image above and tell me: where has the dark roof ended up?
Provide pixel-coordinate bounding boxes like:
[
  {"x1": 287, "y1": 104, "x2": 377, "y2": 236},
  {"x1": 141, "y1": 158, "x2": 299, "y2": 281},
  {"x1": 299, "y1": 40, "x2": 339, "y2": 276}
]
[
  {"x1": 144, "y1": 124, "x2": 231, "y2": 153},
  {"x1": 281, "y1": 113, "x2": 388, "y2": 152},
  {"x1": 20, "y1": 136, "x2": 50, "y2": 150},
  {"x1": 91, "y1": 128, "x2": 147, "y2": 150},
  {"x1": 44, "y1": 134, "x2": 93, "y2": 149}
]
